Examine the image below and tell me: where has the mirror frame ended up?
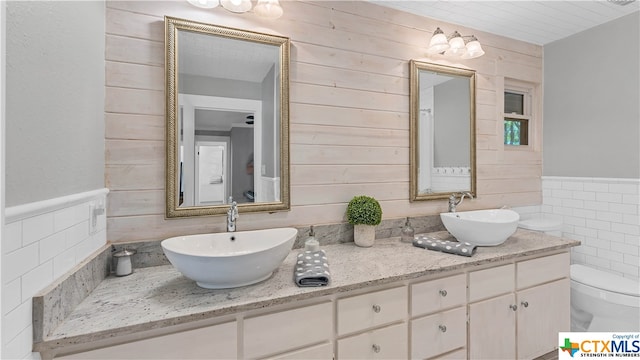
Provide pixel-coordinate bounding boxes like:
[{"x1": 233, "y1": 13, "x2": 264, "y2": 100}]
[
  {"x1": 409, "y1": 60, "x2": 477, "y2": 201},
  {"x1": 165, "y1": 16, "x2": 291, "y2": 218}
]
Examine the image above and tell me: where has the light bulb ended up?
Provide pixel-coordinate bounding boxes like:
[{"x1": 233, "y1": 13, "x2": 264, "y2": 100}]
[
  {"x1": 427, "y1": 27, "x2": 450, "y2": 55},
  {"x1": 445, "y1": 31, "x2": 466, "y2": 57},
  {"x1": 254, "y1": 0, "x2": 283, "y2": 19},
  {"x1": 221, "y1": 0, "x2": 252, "y2": 13},
  {"x1": 461, "y1": 36, "x2": 485, "y2": 59}
]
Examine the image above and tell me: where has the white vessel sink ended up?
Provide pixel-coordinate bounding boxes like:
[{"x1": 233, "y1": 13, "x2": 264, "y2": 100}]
[
  {"x1": 161, "y1": 227, "x2": 298, "y2": 289},
  {"x1": 440, "y1": 209, "x2": 520, "y2": 246}
]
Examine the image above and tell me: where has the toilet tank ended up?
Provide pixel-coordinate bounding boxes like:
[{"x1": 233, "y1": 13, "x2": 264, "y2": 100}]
[{"x1": 518, "y1": 214, "x2": 563, "y2": 237}]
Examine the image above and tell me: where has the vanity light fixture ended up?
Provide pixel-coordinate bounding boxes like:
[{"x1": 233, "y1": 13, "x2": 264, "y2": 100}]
[
  {"x1": 427, "y1": 27, "x2": 485, "y2": 59},
  {"x1": 188, "y1": 0, "x2": 283, "y2": 18}
]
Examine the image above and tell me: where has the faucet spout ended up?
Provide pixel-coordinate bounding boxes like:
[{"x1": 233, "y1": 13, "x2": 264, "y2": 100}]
[
  {"x1": 448, "y1": 191, "x2": 474, "y2": 213},
  {"x1": 227, "y1": 196, "x2": 238, "y2": 232}
]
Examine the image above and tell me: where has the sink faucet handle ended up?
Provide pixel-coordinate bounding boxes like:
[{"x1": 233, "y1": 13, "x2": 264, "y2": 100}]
[
  {"x1": 459, "y1": 191, "x2": 474, "y2": 199},
  {"x1": 448, "y1": 191, "x2": 474, "y2": 213}
]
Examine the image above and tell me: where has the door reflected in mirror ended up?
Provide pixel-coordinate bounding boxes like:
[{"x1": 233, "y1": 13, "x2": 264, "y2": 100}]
[
  {"x1": 409, "y1": 61, "x2": 476, "y2": 201},
  {"x1": 166, "y1": 16, "x2": 290, "y2": 218}
]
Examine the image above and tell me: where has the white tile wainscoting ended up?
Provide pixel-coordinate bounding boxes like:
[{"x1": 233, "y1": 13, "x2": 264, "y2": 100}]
[
  {"x1": 2, "y1": 189, "x2": 109, "y2": 359},
  {"x1": 517, "y1": 177, "x2": 639, "y2": 281}
]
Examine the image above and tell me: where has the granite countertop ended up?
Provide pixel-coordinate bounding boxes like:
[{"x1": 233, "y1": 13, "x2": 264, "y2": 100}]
[{"x1": 35, "y1": 229, "x2": 579, "y2": 352}]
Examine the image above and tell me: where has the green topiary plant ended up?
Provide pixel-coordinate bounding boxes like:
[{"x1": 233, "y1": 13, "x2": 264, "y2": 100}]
[{"x1": 346, "y1": 195, "x2": 382, "y2": 226}]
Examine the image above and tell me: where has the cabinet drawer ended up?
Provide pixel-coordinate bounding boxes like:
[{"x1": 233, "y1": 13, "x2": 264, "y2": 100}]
[
  {"x1": 411, "y1": 274, "x2": 466, "y2": 316},
  {"x1": 411, "y1": 307, "x2": 466, "y2": 360},
  {"x1": 264, "y1": 342, "x2": 333, "y2": 360},
  {"x1": 244, "y1": 302, "x2": 332, "y2": 359},
  {"x1": 337, "y1": 286, "x2": 407, "y2": 335},
  {"x1": 338, "y1": 322, "x2": 408, "y2": 359},
  {"x1": 517, "y1": 252, "x2": 569, "y2": 289},
  {"x1": 56, "y1": 321, "x2": 237, "y2": 359},
  {"x1": 469, "y1": 264, "x2": 514, "y2": 302}
]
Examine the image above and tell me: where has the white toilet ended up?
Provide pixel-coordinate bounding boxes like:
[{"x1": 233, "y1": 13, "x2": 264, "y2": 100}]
[
  {"x1": 518, "y1": 213, "x2": 640, "y2": 332},
  {"x1": 570, "y1": 264, "x2": 640, "y2": 331}
]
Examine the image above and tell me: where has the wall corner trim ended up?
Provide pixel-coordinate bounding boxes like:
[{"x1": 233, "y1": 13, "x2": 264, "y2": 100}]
[{"x1": 5, "y1": 188, "x2": 110, "y2": 224}]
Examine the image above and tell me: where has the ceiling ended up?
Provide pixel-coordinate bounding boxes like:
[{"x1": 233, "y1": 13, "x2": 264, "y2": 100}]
[{"x1": 371, "y1": 1, "x2": 639, "y2": 45}]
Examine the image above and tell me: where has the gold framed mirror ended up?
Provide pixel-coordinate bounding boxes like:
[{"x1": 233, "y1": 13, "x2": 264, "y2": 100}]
[
  {"x1": 409, "y1": 60, "x2": 476, "y2": 201},
  {"x1": 165, "y1": 16, "x2": 290, "y2": 218}
]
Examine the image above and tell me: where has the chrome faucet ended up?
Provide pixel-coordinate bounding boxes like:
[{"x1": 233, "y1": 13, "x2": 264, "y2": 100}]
[
  {"x1": 227, "y1": 196, "x2": 238, "y2": 232},
  {"x1": 448, "y1": 191, "x2": 474, "y2": 213}
]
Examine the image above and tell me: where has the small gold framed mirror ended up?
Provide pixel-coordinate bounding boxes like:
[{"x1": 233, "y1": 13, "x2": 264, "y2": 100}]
[{"x1": 409, "y1": 60, "x2": 477, "y2": 201}]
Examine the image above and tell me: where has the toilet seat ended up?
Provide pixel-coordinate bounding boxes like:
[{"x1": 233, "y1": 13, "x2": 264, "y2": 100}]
[
  {"x1": 571, "y1": 264, "x2": 640, "y2": 309},
  {"x1": 571, "y1": 264, "x2": 640, "y2": 297}
]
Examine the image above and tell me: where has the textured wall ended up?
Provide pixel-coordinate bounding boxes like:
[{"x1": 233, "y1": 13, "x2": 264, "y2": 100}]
[
  {"x1": 543, "y1": 12, "x2": 640, "y2": 178},
  {"x1": 5, "y1": 1, "x2": 105, "y2": 206},
  {"x1": 105, "y1": 1, "x2": 544, "y2": 243}
]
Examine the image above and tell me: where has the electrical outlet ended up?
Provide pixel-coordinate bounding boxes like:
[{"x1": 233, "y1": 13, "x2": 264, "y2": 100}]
[
  {"x1": 89, "y1": 203, "x2": 98, "y2": 235},
  {"x1": 89, "y1": 200, "x2": 105, "y2": 235}
]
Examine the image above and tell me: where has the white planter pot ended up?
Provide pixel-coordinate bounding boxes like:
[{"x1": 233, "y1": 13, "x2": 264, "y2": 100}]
[{"x1": 354, "y1": 224, "x2": 376, "y2": 247}]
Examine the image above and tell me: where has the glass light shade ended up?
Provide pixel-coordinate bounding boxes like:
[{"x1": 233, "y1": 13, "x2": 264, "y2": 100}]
[
  {"x1": 221, "y1": 0, "x2": 252, "y2": 13},
  {"x1": 427, "y1": 28, "x2": 450, "y2": 55},
  {"x1": 187, "y1": 0, "x2": 220, "y2": 8},
  {"x1": 445, "y1": 31, "x2": 466, "y2": 57},
  {"x1": 461, "y1": 37, "x2": 485, "y2": 59},
  {"x1": 254, "y1": 0, "x2": 283, "y2": 19}
]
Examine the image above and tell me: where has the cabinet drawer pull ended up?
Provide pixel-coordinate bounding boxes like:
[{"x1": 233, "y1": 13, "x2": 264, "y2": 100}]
[
  {"x1": 439, "y1": 289, "x2": 448, "y2": 297},
  {"x1": 521, "y1": 301, "x2": 529, "y2": 308},
  {"x1": 372, "y1": 304, "x2": 381, "y2": 313},
  {"x1": 372, "y1": 344, "x2": 381, "y2": 353},
  {"x1": 438, "y1": 324, "x2": 447, "y2": 333},
  {"x1": 509, "y1": 304, "x2": 518, "y2": 311}
]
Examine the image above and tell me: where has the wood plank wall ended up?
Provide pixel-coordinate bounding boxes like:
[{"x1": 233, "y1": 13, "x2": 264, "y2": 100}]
[{"x1": 105, "y1": 0, "x2": 543, "y2": 243}]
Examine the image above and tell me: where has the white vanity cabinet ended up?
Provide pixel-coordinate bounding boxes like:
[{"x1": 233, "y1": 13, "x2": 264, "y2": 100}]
[
  {"x1": 48, "y1": 247, "x2": 574, "y2": 360},
  {"x1": 336, "y1": 287, "x2": 408, "y2": 359},
  {"x1": 468, "y1": 253, "x2": 570, "y2": 359},
  {"x1": 410, "y1": 273, "x2": 467, "y2": 359}
]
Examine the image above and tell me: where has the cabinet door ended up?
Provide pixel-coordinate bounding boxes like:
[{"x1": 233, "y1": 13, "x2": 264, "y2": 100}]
[
  {"x1": 411, "y1": 307, "x2": 466, "y2": 360},
  {"x1": 56, "y1": 321, "x2": 237, "y2": 359},
  {"x1": 338, "y1": 322, "x2": 408, "y2": 359},
  {"x1": 517, "y1": 278, "x2": 570, "y2": 359},
  {"x1": 469, "y1": 293, "x2": 516, "y2": 360}
]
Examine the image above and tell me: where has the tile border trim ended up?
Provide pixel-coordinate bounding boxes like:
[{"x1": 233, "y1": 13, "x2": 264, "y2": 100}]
[{"x1": 5, "y1": 188, "x2": 110, "y2": 224}]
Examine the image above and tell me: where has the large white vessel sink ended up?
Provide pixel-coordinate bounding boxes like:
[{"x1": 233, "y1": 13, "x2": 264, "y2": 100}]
[
  {"x1": 161, "y1": 227, "x2": 298, "y2": 289},
  {"x1": 440, "y1": 209, "x2": 520, "y2": 246}
]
